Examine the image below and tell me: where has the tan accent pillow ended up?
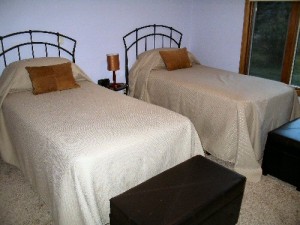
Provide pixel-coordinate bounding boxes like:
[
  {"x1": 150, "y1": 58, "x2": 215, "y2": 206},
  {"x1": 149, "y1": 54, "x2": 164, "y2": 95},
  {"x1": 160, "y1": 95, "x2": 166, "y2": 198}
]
[
  {"x1": 159, "y1": 48, "x2": 192, "y2": 71},
  {"x1": 26, "y1": 62, "x2": 80, "y2": 95}
]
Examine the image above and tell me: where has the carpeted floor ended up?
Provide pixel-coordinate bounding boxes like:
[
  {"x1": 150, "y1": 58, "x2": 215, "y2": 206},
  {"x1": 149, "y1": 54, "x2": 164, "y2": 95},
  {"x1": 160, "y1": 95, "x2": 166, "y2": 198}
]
[{"x1": 0, "y1": 155, "x2": 299, "y2": 225}]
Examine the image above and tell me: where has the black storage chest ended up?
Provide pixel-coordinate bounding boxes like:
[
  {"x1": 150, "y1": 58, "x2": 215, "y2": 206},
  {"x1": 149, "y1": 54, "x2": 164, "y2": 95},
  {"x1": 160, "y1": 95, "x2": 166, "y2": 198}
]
[{"x1": 110, "y1": 155, "x2": 246, "y2": 225}]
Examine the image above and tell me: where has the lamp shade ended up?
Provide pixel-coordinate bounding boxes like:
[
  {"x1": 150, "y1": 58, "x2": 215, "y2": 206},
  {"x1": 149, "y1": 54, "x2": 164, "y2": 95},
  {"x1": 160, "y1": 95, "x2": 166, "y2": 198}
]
[{"x1": 107, "y1": 54, "x2": 120, "y2": 71}]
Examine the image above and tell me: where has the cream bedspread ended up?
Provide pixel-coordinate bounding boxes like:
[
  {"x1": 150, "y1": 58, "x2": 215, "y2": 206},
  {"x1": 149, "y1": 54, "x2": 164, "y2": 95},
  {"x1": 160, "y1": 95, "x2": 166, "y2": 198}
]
[
  {"x1": 129, "y1": 51, "x2": 300, "y2": 182},
  {"x1": 0, "y1": 59, "x2": 204, "y2": 225}
]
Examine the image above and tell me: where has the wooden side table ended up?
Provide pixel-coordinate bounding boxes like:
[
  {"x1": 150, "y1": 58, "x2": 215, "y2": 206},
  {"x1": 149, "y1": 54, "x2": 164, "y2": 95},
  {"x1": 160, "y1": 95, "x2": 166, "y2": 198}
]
[
  {"x1": 98, "y1": 79, "x2": 128, "y2": 94},
  {"x1": 108, "y1": 83, "x2": 128, "y2": 94}
]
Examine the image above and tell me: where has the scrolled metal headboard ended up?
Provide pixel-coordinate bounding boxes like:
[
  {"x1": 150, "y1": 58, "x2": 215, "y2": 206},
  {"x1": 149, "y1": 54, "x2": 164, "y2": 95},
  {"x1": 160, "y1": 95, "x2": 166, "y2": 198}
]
[
  {"x1": 0, "y1": 30, "x2": 76, "y2": 67},
  {"x1": 123, "y1": 24, "x2": 183, "y2": 93}
]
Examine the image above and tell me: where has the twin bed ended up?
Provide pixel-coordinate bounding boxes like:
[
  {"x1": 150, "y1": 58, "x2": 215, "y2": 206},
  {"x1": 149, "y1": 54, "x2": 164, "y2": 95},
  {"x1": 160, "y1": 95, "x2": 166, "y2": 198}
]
[
  {"x1": 0, "y1": 30, "x2": 204, "y2": 225},
  {"x1": 1, "y1": 25, "x2": 299, "y2": 225},
  {"x1": 123, "y1": 24, "x2": 300, "y2": 182}
]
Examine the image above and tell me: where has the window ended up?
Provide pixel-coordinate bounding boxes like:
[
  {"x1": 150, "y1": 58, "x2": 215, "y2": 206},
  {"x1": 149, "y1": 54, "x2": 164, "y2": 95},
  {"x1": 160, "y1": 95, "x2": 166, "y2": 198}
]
[{"x1": 240, "y1": 0, "x2": 300, "y2": 92}]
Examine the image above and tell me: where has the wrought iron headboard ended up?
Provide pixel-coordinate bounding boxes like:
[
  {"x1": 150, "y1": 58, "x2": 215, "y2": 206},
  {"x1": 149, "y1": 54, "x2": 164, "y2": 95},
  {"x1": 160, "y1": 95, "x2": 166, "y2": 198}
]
[
  {"x1": 0, "y1": 30, "x2": 76, "y2": 67},
  {"x1": 123, "y1": 24, "x2": 182, "y2": 93}
]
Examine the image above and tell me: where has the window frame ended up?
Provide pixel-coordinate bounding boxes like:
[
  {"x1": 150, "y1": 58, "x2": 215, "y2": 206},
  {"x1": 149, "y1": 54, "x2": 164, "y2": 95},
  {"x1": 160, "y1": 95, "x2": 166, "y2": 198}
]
[{"x1": 239, "y1": 0, "x2": 300, "y2": 93}]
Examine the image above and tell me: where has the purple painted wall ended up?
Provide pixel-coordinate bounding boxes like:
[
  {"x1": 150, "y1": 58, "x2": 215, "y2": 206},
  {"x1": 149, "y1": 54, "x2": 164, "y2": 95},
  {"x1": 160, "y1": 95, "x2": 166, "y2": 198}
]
[
  {"x1": 0, "y1": 0, "x2": 245, "y2": 82},
  {"x1": 190, "y1": 0, "x2": 245, "y2": 73}
]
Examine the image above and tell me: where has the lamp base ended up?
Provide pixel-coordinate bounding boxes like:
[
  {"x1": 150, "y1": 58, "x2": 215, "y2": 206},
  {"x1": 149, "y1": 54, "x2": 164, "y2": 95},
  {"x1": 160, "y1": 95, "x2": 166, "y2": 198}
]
[
  {"x1": 109, "y1": 82, "x2": 121, "y2": 89},
  {"x1": 108, "y1": 83, "x2": 127, "y2": 91}
]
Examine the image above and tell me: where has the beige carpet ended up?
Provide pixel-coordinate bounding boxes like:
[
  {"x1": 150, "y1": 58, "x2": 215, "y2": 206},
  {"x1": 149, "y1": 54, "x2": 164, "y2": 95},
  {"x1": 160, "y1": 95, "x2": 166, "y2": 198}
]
[{"x1": 0, "y1": 155, "x2": 299, "y2": 225}]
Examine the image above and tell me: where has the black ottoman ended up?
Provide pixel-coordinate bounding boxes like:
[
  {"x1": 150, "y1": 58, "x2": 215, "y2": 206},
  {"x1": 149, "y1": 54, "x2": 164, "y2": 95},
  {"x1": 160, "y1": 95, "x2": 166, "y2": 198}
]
[
  {"x1": 110, "y1": 155, "x2": 246, "y2": 225},
  {"x1": 262, "y1": 118, "x2": 300, "y2": 191}
]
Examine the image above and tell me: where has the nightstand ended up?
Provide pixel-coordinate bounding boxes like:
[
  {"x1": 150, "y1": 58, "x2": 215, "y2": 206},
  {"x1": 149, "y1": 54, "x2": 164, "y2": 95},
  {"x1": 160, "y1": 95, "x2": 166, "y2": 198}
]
[
  {"x1": 108, "y1": 83, "x2": 128, "y2": 94},
  {"x1": 98, "y1": 79, "x2": 128, "y2": 94}
]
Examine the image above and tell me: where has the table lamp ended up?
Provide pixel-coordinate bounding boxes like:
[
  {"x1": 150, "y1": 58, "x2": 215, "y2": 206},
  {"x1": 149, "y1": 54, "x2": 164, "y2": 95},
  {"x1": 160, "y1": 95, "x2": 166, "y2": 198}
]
[{"x1": 107, "y1": 53, "x2": 120, "y2": 88}]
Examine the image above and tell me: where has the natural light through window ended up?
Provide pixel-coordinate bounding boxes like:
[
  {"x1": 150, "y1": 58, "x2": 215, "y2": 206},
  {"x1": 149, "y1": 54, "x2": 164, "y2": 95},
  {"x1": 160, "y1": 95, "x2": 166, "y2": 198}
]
[
  {"x1": 240, "y1": 0, "x2": 300, "y2": 91},
  {"x1": 249, "y1": 2, "x2": 291, "y2": 81}
]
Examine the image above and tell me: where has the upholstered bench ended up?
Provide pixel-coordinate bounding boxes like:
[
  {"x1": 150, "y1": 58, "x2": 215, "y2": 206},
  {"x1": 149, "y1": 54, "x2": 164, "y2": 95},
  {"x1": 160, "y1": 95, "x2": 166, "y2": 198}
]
[
  {"x1": 262, "y1": 118, "x2": 300, "y2": 191},
  {"x1": 110, "y1": 155, "x2": 246, "y2": 225}
]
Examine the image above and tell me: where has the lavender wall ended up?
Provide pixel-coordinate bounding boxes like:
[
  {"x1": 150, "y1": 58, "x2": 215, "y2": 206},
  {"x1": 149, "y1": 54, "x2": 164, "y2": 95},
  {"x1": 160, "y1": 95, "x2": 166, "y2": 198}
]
[
  {"x1": 0, "y1": 0, "x2": 245, "y2": 82},
  {"x1": 190, "y1": 0, "x2": 245, "y2": 73}
]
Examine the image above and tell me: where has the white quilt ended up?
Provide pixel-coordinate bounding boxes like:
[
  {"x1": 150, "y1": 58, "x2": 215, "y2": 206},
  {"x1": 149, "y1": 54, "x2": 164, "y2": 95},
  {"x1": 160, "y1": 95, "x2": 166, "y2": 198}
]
[
  {"x1": 0, "y1": 58, "x2": 204, "y2": 225},
  {"x1": 129, "y1": 49, "x2": 300, "y2": 182}
]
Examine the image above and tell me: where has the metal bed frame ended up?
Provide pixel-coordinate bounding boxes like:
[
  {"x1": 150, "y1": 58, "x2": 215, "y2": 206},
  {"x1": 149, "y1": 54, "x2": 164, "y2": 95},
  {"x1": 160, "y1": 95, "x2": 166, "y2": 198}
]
[
  {"x1": 123, "y1": 24, "x2": 182, "y2": 94},
  {"x1": 0, "y1": 30, "x2": 76, "y2": 68}
]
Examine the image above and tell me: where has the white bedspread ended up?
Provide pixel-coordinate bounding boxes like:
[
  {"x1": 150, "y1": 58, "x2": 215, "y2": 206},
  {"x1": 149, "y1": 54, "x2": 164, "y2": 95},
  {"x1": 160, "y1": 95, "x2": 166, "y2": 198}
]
[
  {"x1": 129, "y1": 51, "x2": 300, "y2": 182},
  {"x1": 0, "y1": 59, "x2": 204, "y2": 225}
]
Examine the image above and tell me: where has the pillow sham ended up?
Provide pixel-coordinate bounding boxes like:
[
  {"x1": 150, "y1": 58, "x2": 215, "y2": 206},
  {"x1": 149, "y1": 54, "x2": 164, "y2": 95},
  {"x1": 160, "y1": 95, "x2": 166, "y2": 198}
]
[
  {"x1": 2, "y1": 57, "x2": 91, "y2": 94},
  {"x1": 159, "y1": 48, "x2": 192, "y2": 71},
  {"x1": 26, "y1": 62, "x2": 79, "y2": 95},
  {"x1": 133, "y1": 48, "x2": 200, "y2": 72}
]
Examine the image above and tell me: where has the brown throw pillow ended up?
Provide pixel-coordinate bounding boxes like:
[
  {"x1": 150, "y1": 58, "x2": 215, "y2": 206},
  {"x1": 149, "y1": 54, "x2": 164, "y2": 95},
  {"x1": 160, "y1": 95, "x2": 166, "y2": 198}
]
[
  {"x1": 159, "y1": 48, "x2": 192, "y2": 71},
  {"x1": 26, "y1": 62, "x2": 79, "y2": 95}
]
